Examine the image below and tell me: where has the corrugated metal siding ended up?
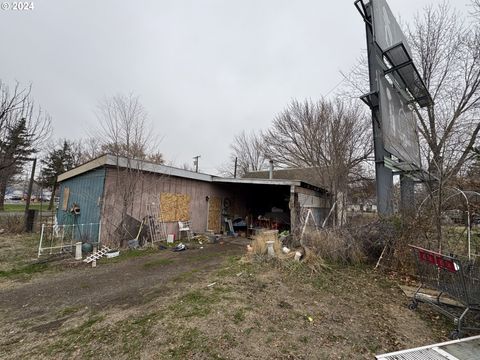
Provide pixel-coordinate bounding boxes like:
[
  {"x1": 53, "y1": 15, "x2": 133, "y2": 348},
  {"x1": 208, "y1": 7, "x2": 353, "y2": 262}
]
[{"x1": 56, "y1": 168, "x2": 106, "y2": 240}]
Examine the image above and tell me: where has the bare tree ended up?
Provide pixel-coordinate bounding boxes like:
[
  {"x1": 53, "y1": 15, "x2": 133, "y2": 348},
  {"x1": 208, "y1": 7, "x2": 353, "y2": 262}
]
[
  {"x1": 223, "y1": 130, "x2": 267, "y2": 177},
  {"x1": 407, "y1": 3, "x2": 480, "y2": 180},
  {"x1": 71, "y1": 137, "x2": 103, "y2": 164},
  {"x1": 471, "y1": 0, "x2": 480, "y2": 17},
  {"x1": 0, "y1": 81, "x2": 51, "y2": 210},
  {"x1": 263, "y1": 98, "x2": 372, "y2": 226},
  {"x1": 403, "y1": 3, "x2": 480, "y2": 250},
  {"x1": 95, "y1": 93, "x2": 161, "y2": 246},
  {"x1": 95, "y1": 93, "x2": 158, "y2": 160}
]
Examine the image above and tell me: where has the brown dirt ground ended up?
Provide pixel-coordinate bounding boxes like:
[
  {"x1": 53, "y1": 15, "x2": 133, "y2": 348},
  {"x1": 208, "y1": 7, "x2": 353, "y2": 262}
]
[{"x1": 0, "y1": 235, "x2": 452, "y2": 359}]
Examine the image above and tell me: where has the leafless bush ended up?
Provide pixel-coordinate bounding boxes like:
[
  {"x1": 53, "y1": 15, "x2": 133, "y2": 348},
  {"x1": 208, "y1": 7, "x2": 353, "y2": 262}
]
[
  {"x1": 0, "y1": 215, "x2": 24, "y2": 234},
  {"x1": 302, "y1": 228, "x2": 365, "y2": 265},
  {"x1": 346, "y1": 217, "x2": 433, "y2": 273}
]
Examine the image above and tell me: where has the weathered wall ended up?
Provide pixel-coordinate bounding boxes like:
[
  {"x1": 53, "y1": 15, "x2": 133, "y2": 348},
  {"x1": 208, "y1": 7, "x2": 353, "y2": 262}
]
[
  {"x1": 100, "y1": 168, "x2": 242, "y2": 245},
  {"x1": 290, "y1": 186, "x2": 332, "y2": 232},
  {"x1": 56, "y1": 168, "x2": 106, "y2": 242}
]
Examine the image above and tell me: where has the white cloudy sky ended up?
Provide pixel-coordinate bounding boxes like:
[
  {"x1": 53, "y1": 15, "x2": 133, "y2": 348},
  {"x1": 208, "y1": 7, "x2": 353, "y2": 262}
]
[{"x1": 0, "y1": 0, "x2": 471, "y2": 174}]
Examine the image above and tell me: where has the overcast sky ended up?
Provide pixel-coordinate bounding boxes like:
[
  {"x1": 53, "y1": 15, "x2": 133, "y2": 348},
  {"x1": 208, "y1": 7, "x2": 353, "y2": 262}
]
[{"x1": 0, "y1": 0, "x2": 471, "y2": 174}]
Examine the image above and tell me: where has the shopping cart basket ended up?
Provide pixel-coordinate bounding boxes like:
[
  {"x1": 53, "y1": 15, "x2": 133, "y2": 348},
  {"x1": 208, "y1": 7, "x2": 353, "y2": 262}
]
[{"x1": 409, "y1": 245, "x2": 480, "y2": 339}]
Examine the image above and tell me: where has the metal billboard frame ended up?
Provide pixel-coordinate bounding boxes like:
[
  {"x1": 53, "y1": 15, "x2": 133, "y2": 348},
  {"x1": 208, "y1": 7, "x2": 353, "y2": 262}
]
[{"x1": 355, "y1": 0, "x2": 434, "y2": 216}]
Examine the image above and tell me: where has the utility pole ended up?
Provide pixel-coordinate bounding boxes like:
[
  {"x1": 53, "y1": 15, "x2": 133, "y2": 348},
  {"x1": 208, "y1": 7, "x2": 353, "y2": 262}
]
[
  {"x1": 24, "y1": 157, "x2": 37, "y2": 232},
  {"x1": 233, "y1": 157, "x2": 238, "y2": 178},
  {"x1": 193, "y1": 155, "x2": 200, "y2": 173}
]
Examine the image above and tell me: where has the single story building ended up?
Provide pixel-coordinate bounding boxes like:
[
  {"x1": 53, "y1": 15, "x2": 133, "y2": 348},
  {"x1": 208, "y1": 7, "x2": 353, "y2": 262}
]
[{"x1": 56, "y1": 154, "x2": 330, "y2": 246}]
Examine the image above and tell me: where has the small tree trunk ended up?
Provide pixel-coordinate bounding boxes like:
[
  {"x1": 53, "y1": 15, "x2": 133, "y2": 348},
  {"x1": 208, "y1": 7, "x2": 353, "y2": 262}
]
[
  {"x1": 48, "y1": 181, "x2": 57, "y2": 211},
  {"x1": 435, "y1": 183, "x2": 443, "y2": 253},
  {"x1": 0, "y1": 178, "x2": 6, "y2": 212}
]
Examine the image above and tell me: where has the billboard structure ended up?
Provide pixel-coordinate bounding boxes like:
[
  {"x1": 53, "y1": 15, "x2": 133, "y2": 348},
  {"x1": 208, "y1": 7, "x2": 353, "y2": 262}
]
[{"x1": 355, "y1": 0, "x2": 433, "y2": 215}]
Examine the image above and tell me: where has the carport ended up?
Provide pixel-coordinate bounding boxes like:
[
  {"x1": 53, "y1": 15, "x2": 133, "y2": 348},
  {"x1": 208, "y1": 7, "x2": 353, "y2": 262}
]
[{"x1": 211, "y1": 178, "x2": 330, "y2": 233}]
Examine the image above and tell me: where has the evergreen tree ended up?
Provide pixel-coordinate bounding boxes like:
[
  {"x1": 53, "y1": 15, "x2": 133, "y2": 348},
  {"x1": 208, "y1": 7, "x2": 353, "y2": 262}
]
[
  {"x1": 40, "y1": 140, "x2": 75, "y2": 210},
  {"x1": 0, "y1": 118, "x2": 35, "y2": 210}
]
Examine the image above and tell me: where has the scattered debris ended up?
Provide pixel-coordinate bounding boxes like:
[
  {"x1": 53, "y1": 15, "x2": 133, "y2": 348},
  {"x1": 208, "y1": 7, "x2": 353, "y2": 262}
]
[
  {"x1": 399, "y1": 285, "x2": 463, "y2": 308},
  {"x1": 83, "y1": 246, "x2": 111, "y2": 263},
  {"x1": 172, "y1": 243, "x2": 186, "y2": 252},
  {"x1": 282, "y1": 246, "x2": 290, "y2": 254},
  {"x1": 207, "y1": 282, "x2": 216, "y2": 287},
  {"x1": 294, "y1": 251, "x2": 302, "y2": 261},
  {"x1": 127, "y1": 239, "x2": 139, "y2": 249},
  {"x1": 105, "y1": 250, "x2": 120, "y2": 258},
  {"x1": 266, "y1": 240, "x2": 275, "y2": 258}
]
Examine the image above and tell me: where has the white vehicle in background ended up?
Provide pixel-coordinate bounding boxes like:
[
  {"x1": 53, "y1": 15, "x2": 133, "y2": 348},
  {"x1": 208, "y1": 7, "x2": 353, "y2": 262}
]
[{"x1": 8, "y1": 190, "x2": 24, "y2": 201}]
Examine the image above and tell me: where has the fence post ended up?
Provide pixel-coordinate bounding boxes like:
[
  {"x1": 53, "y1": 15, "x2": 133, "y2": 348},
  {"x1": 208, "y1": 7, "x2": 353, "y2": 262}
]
[
  {"x1": 98, "y1": 221, "x2": 102, "y2": 246},
  {"x1": 38, "y1": 224, "x2": 45, "y2": 258}
]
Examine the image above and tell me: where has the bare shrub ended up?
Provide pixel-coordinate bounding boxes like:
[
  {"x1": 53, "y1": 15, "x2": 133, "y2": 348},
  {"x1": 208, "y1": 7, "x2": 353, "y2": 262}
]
[
  {"x1": 346, "y1": 217, "x2": 430, "y2": 273},
  {"x1": 0, "y1": 215, "x2": 24, "y2": 234},
  {"x1": 302, "y1": 228, "x2": 365, "y2": 265}
]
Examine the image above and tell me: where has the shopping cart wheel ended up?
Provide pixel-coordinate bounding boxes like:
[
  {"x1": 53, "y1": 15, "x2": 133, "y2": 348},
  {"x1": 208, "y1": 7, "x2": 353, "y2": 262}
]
[
  {"x1": 407, "y1": 301, "x2": 418, "y2": 310},
  {"x1": 448, "y1": 330, "x2": 462, "y2": 340}
]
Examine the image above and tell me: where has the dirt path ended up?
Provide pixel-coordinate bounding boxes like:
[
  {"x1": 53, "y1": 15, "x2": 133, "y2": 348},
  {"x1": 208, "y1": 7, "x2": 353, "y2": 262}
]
[
  {"x1": 0, "y1": 240, "x2": 246, "y2": 323},
  {"x1": 0, "y1": 238, "x2": 450, "y2": 359}
]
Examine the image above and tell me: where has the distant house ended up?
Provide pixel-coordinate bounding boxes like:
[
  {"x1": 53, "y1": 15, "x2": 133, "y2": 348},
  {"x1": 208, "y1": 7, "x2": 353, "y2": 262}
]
[{"x1": 56, "y1": 155, "x2": 330, "y2": 246}]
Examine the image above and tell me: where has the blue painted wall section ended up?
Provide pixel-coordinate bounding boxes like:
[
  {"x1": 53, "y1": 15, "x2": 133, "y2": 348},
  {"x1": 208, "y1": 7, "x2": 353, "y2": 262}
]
[{"x1": 56, "y1": 168, "x2": 106, "y2": 242}]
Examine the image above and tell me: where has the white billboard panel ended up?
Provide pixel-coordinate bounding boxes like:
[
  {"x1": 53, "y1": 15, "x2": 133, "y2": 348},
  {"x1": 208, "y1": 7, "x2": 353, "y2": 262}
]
[
  {"x1": 378, "y1": 76, "x2": 421, "y2": 167},
  {"x1": 371, "y1": 0, "x2": 412, "y2": 56}
]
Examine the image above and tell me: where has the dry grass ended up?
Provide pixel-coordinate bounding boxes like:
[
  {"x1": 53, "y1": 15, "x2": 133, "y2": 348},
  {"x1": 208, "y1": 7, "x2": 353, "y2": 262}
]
[
  {"x1": 0, "y1": 215, "x2": 25, "y2": 234},
  {"x1": 303, "y1": 228, "x2": 366, "y2": 264},
  {"x1": 249, "y1": 230, "x2": 282, "y2": 257}
]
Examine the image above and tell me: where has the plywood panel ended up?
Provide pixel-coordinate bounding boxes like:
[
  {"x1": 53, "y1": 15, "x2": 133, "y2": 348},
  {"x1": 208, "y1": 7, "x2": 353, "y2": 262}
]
[
  {"x1": 62, "y1": 187, "x2": 70, "y2": 211},
  {"x1": 176, "y1": 194, "x2": 190, "y2": 221},
  {"x1": 208, "y1": 196, "x2": 222, "y2": 233},
  {"x1": 160, "y1": 192, "x2": 191, "y2": 222}
]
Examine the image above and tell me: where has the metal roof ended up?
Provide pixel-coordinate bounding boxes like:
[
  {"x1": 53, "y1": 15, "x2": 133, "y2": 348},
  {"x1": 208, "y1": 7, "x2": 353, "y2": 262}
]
[
  {"x1": 376, "y1": 335, "x2": 480, "y2": 360},
  {"x1": 57, "y1": 154, "x2": 213, "y2": 183},
  {"x1": 57, "y1": 154, "x2": 325, "y2": 191}
]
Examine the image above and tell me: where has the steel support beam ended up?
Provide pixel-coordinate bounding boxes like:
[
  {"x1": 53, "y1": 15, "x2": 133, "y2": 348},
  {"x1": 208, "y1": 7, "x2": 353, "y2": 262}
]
[{"x1": 365, "y1": 3, "x2": 393, "y2": 216}]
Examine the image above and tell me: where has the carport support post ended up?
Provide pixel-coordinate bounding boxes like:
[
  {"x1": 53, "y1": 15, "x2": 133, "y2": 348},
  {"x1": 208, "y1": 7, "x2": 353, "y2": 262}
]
[
  {"x1": 289, "y1": 186, "x2": 300, "y2": 236},
  {"x1": 365, "y1": 3, "x2": 393, "y2": 216}
]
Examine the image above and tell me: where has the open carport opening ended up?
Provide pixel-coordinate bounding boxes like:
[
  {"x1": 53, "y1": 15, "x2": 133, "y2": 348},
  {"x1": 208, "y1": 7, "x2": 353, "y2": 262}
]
[{"x1": 215, "y1": 183, "x2": 292, "y2": 234}]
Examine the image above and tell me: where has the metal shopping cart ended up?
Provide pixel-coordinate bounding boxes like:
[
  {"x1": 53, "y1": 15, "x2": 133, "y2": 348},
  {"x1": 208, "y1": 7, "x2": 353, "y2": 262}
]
[{"x1": 409, "y1": 245, "x2": 480, "y2": 339}]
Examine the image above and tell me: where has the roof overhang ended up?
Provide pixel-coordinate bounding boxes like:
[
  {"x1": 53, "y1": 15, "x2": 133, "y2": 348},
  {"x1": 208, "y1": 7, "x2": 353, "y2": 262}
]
[
  {"x1": 58, "y1": 154, "x2": 213, "y2": 183},
  {"x1": 212, "y1": 177, "x2": 302, "y2": 187},
  {"x1": 57, "y1": 155, "x2": 109, "y2": 182},
  {"x1": 213, "y1": 177, "x2": 326, "y2": 193},
  {"x1": 57, "y1": 154, "x2": 327, "y2": 193}
]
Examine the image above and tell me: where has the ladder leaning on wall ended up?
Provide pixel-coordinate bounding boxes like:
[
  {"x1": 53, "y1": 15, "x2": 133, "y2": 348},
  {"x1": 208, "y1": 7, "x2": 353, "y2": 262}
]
[{"x1": 146, "y1": 203, "x2": 167, "y2": 246}]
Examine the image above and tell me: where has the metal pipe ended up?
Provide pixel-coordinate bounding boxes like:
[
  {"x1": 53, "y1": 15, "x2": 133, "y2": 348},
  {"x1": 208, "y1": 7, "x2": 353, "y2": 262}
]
[{"x1": 38, "y1": 224, "x2": 45, "y2": 257}]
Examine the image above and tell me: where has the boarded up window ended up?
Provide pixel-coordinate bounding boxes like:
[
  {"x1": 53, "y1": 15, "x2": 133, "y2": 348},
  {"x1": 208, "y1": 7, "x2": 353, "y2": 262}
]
[
  {"x1": 160, "y1": 193, "x2": 191, "y2": 222},
  {"x1": 207, "y1": 196, "x2": 222, "y2": 233},
  {"x1": 62, "y1": 187, "x2": 70, "y2": 211}
]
